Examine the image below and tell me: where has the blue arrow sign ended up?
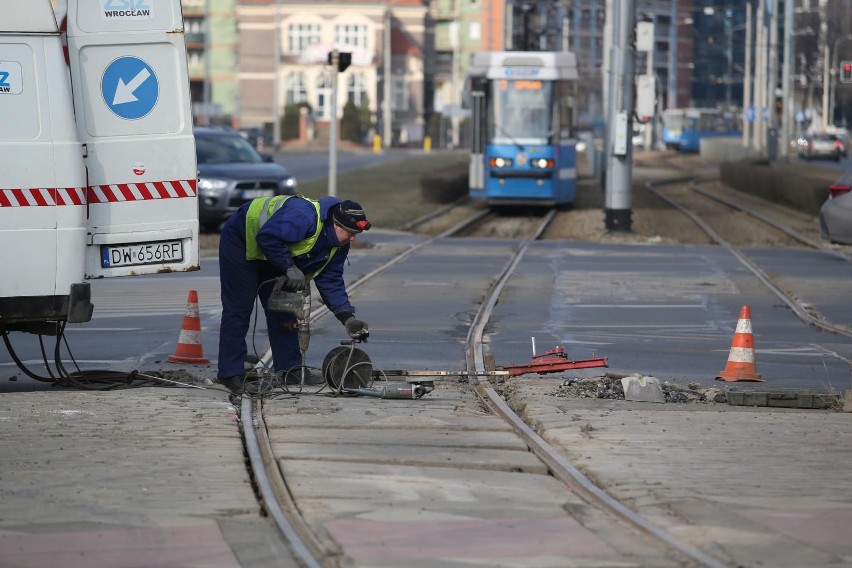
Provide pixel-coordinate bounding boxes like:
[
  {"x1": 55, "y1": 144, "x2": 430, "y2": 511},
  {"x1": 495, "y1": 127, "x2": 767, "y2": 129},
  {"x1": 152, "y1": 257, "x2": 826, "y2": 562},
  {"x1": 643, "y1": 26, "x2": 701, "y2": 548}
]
[{"x1": 101, "y1": 56, "x2": 158, "y2": 120}]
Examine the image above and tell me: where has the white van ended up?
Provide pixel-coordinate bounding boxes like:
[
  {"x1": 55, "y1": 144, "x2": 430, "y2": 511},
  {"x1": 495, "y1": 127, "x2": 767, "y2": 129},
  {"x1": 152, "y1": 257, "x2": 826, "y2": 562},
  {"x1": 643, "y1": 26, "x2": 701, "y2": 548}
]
[{"x1": 0, "y1": 0, "x2": 198, "y2": 330}]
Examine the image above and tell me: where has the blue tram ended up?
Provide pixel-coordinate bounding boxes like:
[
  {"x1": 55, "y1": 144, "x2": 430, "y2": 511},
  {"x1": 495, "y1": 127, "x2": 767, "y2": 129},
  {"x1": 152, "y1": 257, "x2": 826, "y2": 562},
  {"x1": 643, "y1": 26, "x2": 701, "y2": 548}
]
[
  {"x1": 661, "y1": 108, "x2": 685, "y2": 149},
  {"x1": 467, "y1": 51, "x2": 580, "y2": 207},
  {"x1": 663, "y1": 108, "x2": 741, "y2": 152}
]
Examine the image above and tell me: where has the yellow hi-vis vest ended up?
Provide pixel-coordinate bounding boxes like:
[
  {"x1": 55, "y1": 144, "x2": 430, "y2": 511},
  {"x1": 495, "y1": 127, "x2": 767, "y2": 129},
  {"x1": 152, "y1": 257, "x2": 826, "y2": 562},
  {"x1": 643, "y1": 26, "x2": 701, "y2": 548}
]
[{"x1": 245, "y1": 195, "x2": 338, "y2": 279}]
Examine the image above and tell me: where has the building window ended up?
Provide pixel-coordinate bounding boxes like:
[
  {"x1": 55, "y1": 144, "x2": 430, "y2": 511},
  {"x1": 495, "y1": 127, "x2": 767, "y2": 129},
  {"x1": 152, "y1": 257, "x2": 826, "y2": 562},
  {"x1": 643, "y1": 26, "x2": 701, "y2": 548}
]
[
  {"x1": 316, "y1": 74, "x2": 332, "y2": 120},
  {"x1": 347, "y1": 73, "x2": 367, "y2": 107},
  {"x1": 469, "y1": 22, "x2": 481, "y2": 41},
  {"x1": 288, "y1": 23, "x2": 321, "y2": 54},
  {"x1": 187, "y1": 48, "x2": 203, "y2": 70},
  {"x1": 335, "y1": 24, "x2": 368, "y2": 49},
  {"x1": 186, "y1": 19, "x2": 203, "y2": 35},
  {"x1": 392, "y1": 76, "x2": 407, "y2": 111},
  {"x1": 285, "y1": 72, "x2": 307, "y2": 106}
]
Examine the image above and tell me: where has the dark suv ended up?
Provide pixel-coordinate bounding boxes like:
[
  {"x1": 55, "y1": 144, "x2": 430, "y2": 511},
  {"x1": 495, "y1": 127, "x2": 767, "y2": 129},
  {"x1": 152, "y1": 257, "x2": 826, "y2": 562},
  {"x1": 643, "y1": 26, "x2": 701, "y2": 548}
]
[{"x1": 195, "y1": 127, "x2": 297, "y2": 231}]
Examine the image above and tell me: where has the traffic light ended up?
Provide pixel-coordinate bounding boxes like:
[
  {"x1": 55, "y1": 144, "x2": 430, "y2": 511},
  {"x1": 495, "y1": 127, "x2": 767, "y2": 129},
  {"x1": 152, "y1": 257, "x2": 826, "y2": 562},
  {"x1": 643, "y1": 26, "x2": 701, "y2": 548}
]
[
  {"x1": 841, "y1": 61, "x2": 852, "y2": 83},
  {"x1": 327, "y1": 50, "x2": 352, "y2": 73}
]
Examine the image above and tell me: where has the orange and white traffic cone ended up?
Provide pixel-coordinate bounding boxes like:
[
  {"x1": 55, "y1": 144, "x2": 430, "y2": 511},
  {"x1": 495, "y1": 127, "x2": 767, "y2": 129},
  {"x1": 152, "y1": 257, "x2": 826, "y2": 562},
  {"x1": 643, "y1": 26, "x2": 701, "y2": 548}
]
[
  {"x1": 168, "y1": 290, "x2": 209, "y2": 365},
  {"x1": 716, "y1": 305, "x2": 764, "y2": 382}
]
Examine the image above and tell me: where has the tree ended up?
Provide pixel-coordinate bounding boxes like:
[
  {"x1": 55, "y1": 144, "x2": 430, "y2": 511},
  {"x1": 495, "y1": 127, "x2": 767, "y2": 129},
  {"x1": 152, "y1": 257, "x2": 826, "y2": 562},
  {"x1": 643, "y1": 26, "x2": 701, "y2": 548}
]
[
  {"x1": 340, "y1": 100, "x2": 362, "y2": 143},
  {"x1": 281, "y1": 102, "x2": 312, "y2": 140}
]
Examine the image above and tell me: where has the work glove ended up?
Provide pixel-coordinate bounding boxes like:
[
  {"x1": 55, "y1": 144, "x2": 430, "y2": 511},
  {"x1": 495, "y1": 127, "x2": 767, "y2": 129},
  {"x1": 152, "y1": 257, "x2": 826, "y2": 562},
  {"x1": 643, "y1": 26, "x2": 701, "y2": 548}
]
[
  {"x1": 281, "y1": 265, "x2": 306, "y2": 292},
  {"x1": 344, "y1": 317, "x2": 369, "y2": 342}
]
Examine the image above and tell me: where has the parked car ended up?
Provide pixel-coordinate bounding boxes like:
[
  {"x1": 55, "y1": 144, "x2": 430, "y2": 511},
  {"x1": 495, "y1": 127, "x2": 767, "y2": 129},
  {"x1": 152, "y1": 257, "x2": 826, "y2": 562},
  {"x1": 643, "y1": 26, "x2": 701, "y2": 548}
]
[
  {"x1": 819, "y1": 170, "x2": 852, "y2": 245},
  {"x1": 799, "y1": 133, "x2": 843, "y2": 161},
  {"x1": 195, "y1": 127, "x2": 297, "y2": 231}
]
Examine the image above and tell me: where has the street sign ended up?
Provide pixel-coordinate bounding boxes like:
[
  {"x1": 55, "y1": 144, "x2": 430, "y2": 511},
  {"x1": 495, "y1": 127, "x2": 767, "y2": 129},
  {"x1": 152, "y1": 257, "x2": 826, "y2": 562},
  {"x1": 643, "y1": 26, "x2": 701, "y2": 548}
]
[
  {"x1": 636, "y1": 22, "x2": 654, "y2": 53},
  {"x1": 100, "y1": 56, "x2": 158, "y2": 119}
]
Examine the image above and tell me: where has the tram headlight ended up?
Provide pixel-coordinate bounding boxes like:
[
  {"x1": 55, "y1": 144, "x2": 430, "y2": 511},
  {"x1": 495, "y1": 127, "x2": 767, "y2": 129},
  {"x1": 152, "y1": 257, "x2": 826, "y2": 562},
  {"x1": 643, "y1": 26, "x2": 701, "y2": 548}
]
[
  {"x1": 489, "y1": 157, "x2": 513, "y2": 168},
  {"x1": 530, "y1": 158, "x2": 554, "y2": 169}
]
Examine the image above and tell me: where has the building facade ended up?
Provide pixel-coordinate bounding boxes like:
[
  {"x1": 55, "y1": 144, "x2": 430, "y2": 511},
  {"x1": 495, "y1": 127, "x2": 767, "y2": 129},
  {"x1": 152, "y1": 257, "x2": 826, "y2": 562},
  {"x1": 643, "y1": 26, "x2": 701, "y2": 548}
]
[
  {"x1": 236, "y1": 0, "x2": 428, "y2": 145},
  {"x1": 177, "y1": 0, "x2": 757, "y2": 143},
  {"x1": 183, "y1": 0, "x2": 240, "y2": 126}
]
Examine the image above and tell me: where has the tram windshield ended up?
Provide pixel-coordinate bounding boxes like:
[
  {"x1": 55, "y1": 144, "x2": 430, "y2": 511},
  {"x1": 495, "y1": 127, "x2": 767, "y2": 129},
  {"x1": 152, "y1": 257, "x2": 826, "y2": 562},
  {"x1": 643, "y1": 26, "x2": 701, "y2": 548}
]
[
  {"x1": 663, "y1": 110, "x2": 684, "y2": 132},
  {"x1": 491, "y1": 79, "x2": 553, "y2": 144}
]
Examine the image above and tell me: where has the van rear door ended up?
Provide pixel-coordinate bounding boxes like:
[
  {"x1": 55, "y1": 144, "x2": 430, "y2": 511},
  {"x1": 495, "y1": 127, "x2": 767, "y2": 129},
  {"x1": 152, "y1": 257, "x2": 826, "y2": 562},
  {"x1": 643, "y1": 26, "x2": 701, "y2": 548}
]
[
  {"x1": 66, "y1": 0, "x2": 199, "y2": 278},
  {"x1": 0, "y1": 1, "x2": 92, "y2": 325}
]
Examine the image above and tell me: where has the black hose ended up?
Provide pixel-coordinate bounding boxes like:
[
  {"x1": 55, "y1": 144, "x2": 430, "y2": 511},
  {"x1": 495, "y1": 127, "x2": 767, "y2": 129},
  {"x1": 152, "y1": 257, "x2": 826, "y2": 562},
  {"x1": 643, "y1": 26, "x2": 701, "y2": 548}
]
[{"x1": 1, "y1": 329, "x2": 56, "y2": 382}]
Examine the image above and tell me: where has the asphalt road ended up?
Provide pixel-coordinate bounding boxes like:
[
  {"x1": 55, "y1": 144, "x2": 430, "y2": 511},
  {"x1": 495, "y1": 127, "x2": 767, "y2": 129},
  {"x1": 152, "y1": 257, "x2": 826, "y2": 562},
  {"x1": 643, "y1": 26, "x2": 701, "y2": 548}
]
[
  {"x1": 271, "y1": 148, "x2": 414, "y2": 184},
  {"x1": 2, "y1": 230, "x2": 850, "y2": 394}
]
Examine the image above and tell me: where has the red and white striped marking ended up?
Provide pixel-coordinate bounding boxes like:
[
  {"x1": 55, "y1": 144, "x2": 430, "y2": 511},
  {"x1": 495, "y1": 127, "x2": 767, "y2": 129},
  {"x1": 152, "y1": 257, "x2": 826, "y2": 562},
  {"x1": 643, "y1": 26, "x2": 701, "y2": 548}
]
[
  {"x1": 0, "y1": 187, "x2": 86, "y2": 207},
  {"x1": 0, "y1": 180, "x2": 196, "y2": 207},
  {"x1": 87, "y1": 180, "x2": 197, "y2": 203}
]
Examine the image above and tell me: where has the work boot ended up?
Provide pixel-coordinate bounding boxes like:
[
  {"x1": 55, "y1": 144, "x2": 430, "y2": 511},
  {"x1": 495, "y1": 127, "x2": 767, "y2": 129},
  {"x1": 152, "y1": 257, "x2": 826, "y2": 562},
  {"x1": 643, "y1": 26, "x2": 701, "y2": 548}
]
[
  {"x1": 284, "y1": 368, "x2": 325, "y2": 386},
  {"x1": 217, "y1": 375, "x2": 246, "y2": 394}
]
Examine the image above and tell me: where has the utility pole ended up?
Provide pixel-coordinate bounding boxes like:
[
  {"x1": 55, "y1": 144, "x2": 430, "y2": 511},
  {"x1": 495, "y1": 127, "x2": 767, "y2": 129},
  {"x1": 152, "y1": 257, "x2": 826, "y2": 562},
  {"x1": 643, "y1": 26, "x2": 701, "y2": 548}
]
[
  {"x1": 604, "y1": 0, "x2": 634, "y2": 232},
  {"x1": 754, "y1": 0, "x2": 766, "y2": 154},
  {"x1": 780, "y1": 0, "x2": 793, "y2": 159},
  {"x1": 743, "y1": 1, "x2": 752, "y2": 148},
  {"x1": 666, "y1": 0, "x2": 677, "y2": 109},
  {"x1": 602, "y1": 0, "x2": 613, "y2": 182},
  {"x1": 767, "y1": 0, "x2": 778, "y2": 159},
  {"x1": 450, "y1": 11, "x2": 460, "y2": 149},
  {"x1": 272, "y1": 0, "x2": 281, "y2": 148},
  {"x1": 382, "y1": 6, "x2": 392, "y2": 149},
  {"x1": 822, "y1": 44, "x2": 830, "y2": 129},
  {"x1": 328, "y1": 50, "x2": 339, "y2": 198},
  {"x1": 203, "y1": 0, "x2": 211, "y2": 126}
]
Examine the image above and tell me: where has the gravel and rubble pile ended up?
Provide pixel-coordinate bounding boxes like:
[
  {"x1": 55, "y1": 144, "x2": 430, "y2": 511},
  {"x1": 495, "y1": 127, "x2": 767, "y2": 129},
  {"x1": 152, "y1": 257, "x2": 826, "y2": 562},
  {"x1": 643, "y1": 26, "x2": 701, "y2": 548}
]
[{"x1": 553, "y1": 373, "x2": 728, "y2": 404}]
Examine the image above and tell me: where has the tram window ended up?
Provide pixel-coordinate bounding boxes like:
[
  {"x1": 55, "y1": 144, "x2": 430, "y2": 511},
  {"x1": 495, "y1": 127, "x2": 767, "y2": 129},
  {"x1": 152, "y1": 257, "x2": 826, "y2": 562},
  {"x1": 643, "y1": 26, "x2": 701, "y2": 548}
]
[{"x1": 493, "y1": 79, "x2": 554, "y2": 142}]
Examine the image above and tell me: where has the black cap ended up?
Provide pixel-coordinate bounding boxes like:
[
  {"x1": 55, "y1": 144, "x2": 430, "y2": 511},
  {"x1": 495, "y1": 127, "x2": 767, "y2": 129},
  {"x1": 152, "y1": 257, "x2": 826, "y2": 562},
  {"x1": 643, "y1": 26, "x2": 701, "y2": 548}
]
[{"x1": 332, "y1": 200, "x2": 371, "y2": 233}]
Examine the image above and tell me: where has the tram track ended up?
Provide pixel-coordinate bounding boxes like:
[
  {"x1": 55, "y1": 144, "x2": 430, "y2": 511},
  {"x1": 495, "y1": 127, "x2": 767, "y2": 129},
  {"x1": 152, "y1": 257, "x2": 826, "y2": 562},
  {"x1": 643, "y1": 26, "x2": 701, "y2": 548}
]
[
  {"x1": 241, "y1": 206, "x2": 728, "y2": 567},
  {"x1": 646, "y1": 176, "x2": 852, "y2": 339}
]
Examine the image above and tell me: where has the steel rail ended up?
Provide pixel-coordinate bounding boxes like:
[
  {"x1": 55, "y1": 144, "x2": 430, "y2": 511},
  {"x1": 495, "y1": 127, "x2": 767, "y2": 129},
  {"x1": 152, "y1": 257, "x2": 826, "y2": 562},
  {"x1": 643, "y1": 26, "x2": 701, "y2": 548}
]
[
  {"x1": 242, "y1": 207, "x2": 491, "y2": 565},
  {"x1": 255, "y1": 208, "x2": 491, "y2": 373},
  {"x1": 691, "y1": 179, "x2": 852, "y2": 263},
  {"x1": 464, "y1": 209, "x2": 729, "y2": 568},
  {"x1": 647, "y1": 179, "x2": 852, "y2": 339},
  {"x1": 399, "y1": 196, "x2": 472, "y2": 231},
  {"x1": 241, "y1": 397, "x2": 325, "y2": 568},
  {"x1": 244, "y1": 199, "x2": 727, "y2": 567}
]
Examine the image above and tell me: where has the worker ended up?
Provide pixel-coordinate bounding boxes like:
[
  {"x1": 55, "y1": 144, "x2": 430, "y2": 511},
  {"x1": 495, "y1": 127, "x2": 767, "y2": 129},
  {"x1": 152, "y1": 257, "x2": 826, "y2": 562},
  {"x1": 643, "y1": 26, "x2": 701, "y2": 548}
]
[{"x1": 217, "y1": 195, "x2": 371, "y2": 393}]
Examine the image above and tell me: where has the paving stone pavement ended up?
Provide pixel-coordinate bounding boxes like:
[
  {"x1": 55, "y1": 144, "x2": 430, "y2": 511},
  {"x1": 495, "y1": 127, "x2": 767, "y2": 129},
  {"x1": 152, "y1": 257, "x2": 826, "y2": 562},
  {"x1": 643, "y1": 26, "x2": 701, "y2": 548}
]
[
  {"x1": 506, "y1": 378, "x2": 852, "y2": 568},
  {"x1": 2, "y1": 379, "x2": 851, "y2": 567},
  {"x1": 0, "y1": 387, "x2": 297, "y2": 568}
]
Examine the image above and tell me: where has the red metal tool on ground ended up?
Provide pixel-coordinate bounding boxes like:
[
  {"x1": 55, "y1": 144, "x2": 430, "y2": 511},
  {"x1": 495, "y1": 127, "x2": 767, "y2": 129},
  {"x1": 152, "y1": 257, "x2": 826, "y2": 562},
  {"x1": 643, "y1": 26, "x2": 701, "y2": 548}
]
[
  {"x1": 322, "y1": 340, "x2": 609, "y2": 400},
  {"x1": 501, "y1": 346, "x2": 608, "y2": 377}
]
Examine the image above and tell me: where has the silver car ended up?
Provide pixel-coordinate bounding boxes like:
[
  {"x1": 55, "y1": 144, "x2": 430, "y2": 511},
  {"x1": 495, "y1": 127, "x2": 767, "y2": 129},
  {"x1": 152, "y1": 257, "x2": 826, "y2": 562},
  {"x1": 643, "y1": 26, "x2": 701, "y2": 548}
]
[
  {"x1": 195, "y1": 127, "x2": 297, "y2": 231},
  {"x1": 800, "y1": 133, "x2": 842, "y2": 161},
  {"x1": 819, "y1": 170, "x2": 852, "y2": 244}
]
